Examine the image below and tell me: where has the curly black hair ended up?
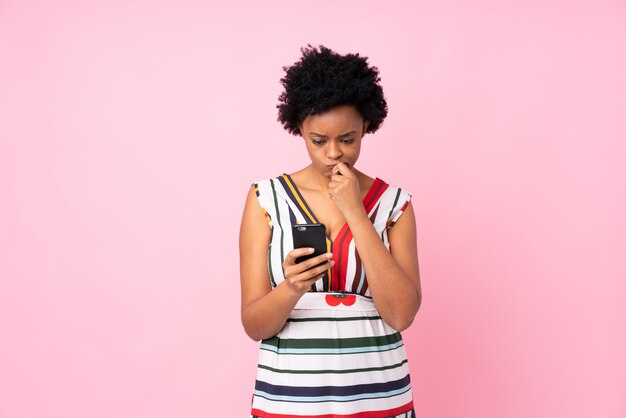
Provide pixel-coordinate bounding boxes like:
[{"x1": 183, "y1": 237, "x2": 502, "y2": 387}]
[{"x1": 277, "y1": 44, "x2": 388, "y2": 136}]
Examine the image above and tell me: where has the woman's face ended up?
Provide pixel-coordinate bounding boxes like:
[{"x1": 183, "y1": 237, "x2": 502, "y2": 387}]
[{"x1": 299, "y1": 104, "x2": 370, "y2": 178}]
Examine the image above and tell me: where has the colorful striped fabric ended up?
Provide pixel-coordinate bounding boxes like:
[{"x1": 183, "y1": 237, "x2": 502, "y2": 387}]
[{"x1": 249, "y1": 173, "x2": 414, "y2": 417}]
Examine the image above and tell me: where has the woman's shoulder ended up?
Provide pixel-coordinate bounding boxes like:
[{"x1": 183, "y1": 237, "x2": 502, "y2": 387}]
[
  {"x1": 249, "y1": 174, "x2": 289, "y2": 202},
  {"x1": 375, "y1": 178, "x2": 413, "y2": 226},
  {"x1": 250, "y1": 173, "x2": 281, "y2": 189},
  {"x1": 373, "y1": 175, "x2": 413, "y2": 212},
  {"x1": 374, "y1": 175, "x2": 412, "y2": 197}
]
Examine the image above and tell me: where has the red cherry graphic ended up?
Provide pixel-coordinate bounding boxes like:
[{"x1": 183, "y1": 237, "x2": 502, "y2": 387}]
[
  {"x1": 325, "y1": 294, "x2": 341, "y2": 306},
  {"x1": 325, "y1": 293, "x2": 357, "y2": 306},
  {"x1": 342, "y1": 294, "x2": 356, "y2": 306}
]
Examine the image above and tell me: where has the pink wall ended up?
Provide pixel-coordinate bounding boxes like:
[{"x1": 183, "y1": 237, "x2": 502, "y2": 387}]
[{"x1": 1, "y1": 1, "x2": 624, "y2": 417}]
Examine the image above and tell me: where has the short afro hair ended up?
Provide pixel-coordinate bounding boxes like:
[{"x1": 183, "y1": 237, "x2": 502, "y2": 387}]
[{"x1": 277, "y1": 44, "x2": 388, "y2": 136}]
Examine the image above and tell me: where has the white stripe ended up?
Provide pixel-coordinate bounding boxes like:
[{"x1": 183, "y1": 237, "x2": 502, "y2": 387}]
[
  {"x1": 253, "y1": 179, "x2": 275, "y2": 229},
  {"x1": 389, "y1": 189, "x2": 412, "y2": 223},
  {"x1": 278, "y1": 316, "x2": 396, "y2": 340},
  {"x1": 376, "y1": 186, "x2": 401, "y2": 250},
  {"x1": 343, "y1": 238, "x2": 357, "y2": 291},
  {"x1": 252, "y1": 386, "x2": 413, "y2": 415},
  {"x1": 257, "y1": 338, "x2": 409, "y2": 370},
  {"x1": 255, "y1": 360, "x2": 410, "y2": 386}
]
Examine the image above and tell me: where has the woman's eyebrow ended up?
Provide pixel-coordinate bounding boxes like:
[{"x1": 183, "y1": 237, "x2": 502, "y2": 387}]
[{"x1": 310, "y1": 131, "x2": 357, "y2": 137}]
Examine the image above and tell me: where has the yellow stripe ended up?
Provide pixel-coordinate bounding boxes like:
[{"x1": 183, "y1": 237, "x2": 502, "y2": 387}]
[
  {"x1": 326, "y1": 237, "x2": 332, "y2": 290},
  {"x1": 282, "y1": 175, "x2": 334, "y2": 291},
  {"x1": 280, "y1": 174, "x2": 318, "y2": 223}
]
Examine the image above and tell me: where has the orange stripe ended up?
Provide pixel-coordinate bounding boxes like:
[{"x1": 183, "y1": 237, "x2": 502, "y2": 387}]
[{"x1": 280, "y1": 174, "x2": 317, "y2": 223}]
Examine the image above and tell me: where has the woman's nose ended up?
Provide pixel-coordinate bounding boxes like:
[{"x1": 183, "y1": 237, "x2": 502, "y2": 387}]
[{"x1": 327, "y1": 141, "x2": 342, "y2": 159}]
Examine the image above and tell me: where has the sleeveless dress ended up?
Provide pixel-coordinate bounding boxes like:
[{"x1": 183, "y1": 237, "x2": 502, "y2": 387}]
[{"x1": 249, "y1": 173, "x2": 415, "y2": 418}]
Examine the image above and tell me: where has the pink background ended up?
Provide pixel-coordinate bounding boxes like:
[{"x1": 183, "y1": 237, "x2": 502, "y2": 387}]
[{"x1": 1, "y1": 1, "x2": 625, "y2": 417}]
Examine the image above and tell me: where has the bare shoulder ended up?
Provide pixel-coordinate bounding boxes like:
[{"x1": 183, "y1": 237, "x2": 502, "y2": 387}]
[
  {"x1": 351, "y1": 168, "x2": 375, "y2": 191},
  {"x1": 240, "y1": 182, "x2": 271, "y2": 238},
  {"x1": 387, "y1": 200, "x2": 421, "y2": 300},
  {"x1": 240, "y1": 182, "x2": 272, "y2": 310}
]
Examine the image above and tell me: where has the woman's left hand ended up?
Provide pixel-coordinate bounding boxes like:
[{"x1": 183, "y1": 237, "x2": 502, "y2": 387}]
[{"x1": 328, "y1": 162, "x2": 364, "y2": 217}]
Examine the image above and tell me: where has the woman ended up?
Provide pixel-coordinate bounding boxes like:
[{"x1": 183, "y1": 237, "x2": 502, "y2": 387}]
[{"x1": 240, "y1": 44, "x2": 422, "y2": 417}]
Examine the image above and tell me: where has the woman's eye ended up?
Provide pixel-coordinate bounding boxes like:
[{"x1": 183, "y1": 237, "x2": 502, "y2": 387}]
[{"x1": 311, "y1": 139, "x2": 353, "y2": 146}]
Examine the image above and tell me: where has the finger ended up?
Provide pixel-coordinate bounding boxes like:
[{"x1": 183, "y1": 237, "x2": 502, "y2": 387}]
[
  {"x1": 333, "y1": 162, "x2": 352, "y2": 176},
  {"x1": 285, "y1": 247, "x2": 315, "y2": 263},
  {"x1": 305, "y1": 272, "x2": 325, "y2": 286},
  {"x1": 298, "y1": 260, "x2": 333, "y2": 283},
  {"x1": 310, "y1": 259, "x2": 333, "y2": 275},
  {"x1": 297, "y1": 252, "x2": 333, "y2": 272},
  {"x1": 331, "y1": 174, "x2": 348, "y2": 183}
]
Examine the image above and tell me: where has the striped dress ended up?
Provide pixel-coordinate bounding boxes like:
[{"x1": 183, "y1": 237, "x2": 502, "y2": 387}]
[{"x1": 250, "y1": 173, "x2": 415, "y2": 418}]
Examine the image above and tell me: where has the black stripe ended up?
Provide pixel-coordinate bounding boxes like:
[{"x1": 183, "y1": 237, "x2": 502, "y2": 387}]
[
  {"x1": 277, "y1": 174, "x2": 317, "y2": 224},
  {"x1": 254, "y1": 374, "x2": 411, "y2": 398},
  {"x1": 253, "y1": 385, "x2": 412, "y2": 403},
  {"x1": 286, "y1": 315, "x2": 382, "y2": 322},
  {"x1": 262, "y1": 332, "x2": 402, "y2": 349}
]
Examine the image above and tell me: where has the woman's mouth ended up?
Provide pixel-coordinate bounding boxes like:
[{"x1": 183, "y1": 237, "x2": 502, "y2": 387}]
[{"x1": 327, "y1": 162, "x2": 348, "y2": 169}]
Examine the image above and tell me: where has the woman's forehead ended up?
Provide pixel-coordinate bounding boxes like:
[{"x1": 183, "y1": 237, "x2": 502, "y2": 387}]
[{"x1": 302, "y1": 105, "x2": 364, "y2": 130}]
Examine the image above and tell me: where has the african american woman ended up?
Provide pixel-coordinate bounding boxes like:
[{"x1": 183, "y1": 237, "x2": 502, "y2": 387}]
[{"x1": 239, "y1": 44, "x2": 422, "y2": 417}]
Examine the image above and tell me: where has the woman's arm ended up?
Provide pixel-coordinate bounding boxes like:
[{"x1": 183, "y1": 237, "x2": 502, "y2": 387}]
[
  {"x1": 239, "y1": 185, "x2": 333, "y2": 341},
  {"x1": 344, "y1": 200, "x2": 422, "y2": 331},
  {"x1": 328, "y1": 163, "x2": 421, "y2": 331}
]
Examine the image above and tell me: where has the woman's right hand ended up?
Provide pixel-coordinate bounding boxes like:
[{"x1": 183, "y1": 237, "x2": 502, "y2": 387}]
[{"x1": 282, "y1": 248, "x2": 334, "y2": 296}]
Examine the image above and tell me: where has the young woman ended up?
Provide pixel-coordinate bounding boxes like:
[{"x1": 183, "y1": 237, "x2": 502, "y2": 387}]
[{"x1": 239, "y1": 44, "x2": 422, "y2": 417}]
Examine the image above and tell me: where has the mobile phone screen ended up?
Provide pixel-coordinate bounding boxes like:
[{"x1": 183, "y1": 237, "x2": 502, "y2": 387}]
[{"x1": 292, "y1": 223, "x2": 327, "y2": 265}]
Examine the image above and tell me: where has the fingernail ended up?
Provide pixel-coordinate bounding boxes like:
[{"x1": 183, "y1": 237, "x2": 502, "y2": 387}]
[
  {"x1": 308, "y1": 248, "x2": 315, "y2": 253},
  {"x1": 330, "y1": 260, "x2": 335, "y2": 267},
  {"x1": 326, "y1": 253, "x2": 333, "y2": 259}
]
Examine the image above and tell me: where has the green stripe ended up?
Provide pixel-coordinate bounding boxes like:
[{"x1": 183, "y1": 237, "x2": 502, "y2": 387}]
[
  {"x1": 269, "y1": 179, "x2": 282, "y2": 288},
  {"x1": 257, "y1": 359, "x2": 408, "y2": 374},
  {"x1": 262, "y1": 332, "x2": 402, "y2": 349},
  {"x1": 382, "y1": 188, "x2": 402, "y2": 241},
  {"x1": 267, "y1": 243, "x2": 275, "y2": 287},
  {"x1": 286, "y1": 315, "x2": 382, "y2": 322}
]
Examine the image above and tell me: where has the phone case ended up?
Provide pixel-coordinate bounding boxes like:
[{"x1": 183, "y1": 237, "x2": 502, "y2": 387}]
[{"x1": 292, "y1": 223, "x2": 327, "y2": 265}]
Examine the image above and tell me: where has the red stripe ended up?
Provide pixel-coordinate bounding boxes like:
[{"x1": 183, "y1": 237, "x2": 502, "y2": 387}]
[
  {"x1": 332, "y1": 178, "x2": 384, "y2": 291},
  {"x1": 338, "y1": 179, "x2": 388, "y2": 291},
  {"x1": 354, "y1": 205, "x2": 380, "y2": 294},
  {"x1": 337, "y1": 228, "x2": 350, "y2": 290},
  {"x1": 351, "y1": 248, "x2": 362, "y2": 293},
  {"x1": 330, "y1": 248, "x2": 337, "y2": 291},
  {"x1": 364, "y1": 179, "x2": 388, "y2": 213},
  {"x1": 362, "y1": 178, "x2": 383, "y2": 208},
  {"x1": 251, "y1": 400, "x2": 413, "y2": 418},
  {"x1": 328, "y1": 178, "x2": 389, "y2": 291}
]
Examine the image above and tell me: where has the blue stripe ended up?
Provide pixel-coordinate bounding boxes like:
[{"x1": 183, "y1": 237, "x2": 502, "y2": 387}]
[{"x1": 355, "y1": 265, "x2": 366, "y2": 294}]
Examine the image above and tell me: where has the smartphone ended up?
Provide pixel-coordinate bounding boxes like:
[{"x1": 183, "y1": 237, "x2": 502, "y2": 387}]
[{"x1": 292, "y1": 223, "x2": 328, "y2": 266}]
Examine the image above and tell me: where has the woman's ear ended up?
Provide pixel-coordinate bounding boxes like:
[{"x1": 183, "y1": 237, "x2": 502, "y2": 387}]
[{"x1": 362, "y1": 120, "x2": 370, "y2": 135}]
